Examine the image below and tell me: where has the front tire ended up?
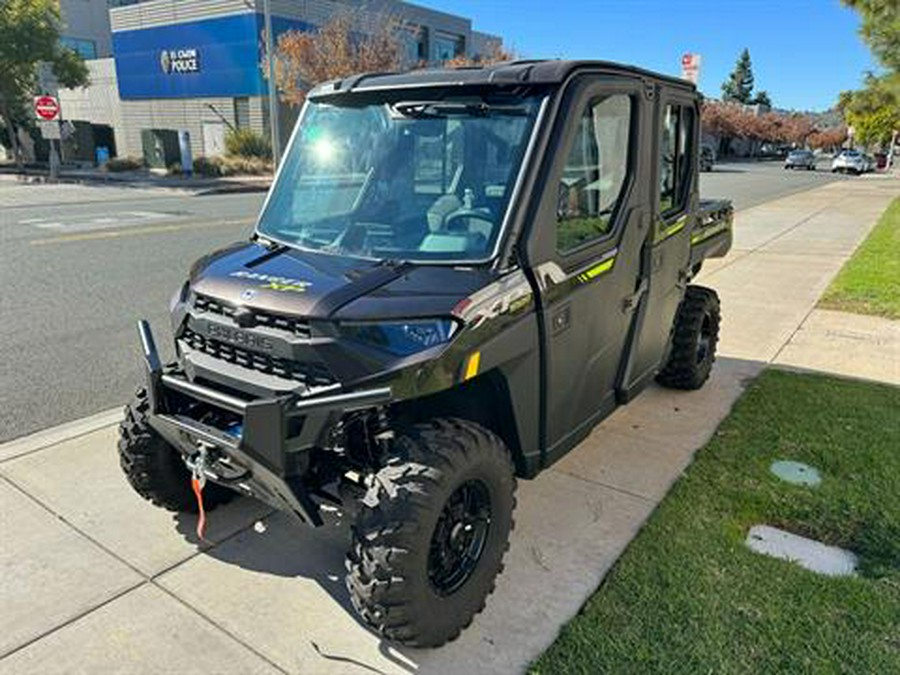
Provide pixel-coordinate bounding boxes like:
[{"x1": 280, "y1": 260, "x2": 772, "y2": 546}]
[
  {"x1": 657, "y1": 285, "x2": 720, "y2": 390},
  {"x1": 119, "y1": 387, "x2": 236, "y2": 512},
  {"x1": 346, "y1": 418, "x2": 516, "y2": 647}
]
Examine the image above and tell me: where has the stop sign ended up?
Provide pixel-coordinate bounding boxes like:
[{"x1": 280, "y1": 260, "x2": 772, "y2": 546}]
[{"x1": 34, "y1": 95, "x2": 61, "y2": 121}]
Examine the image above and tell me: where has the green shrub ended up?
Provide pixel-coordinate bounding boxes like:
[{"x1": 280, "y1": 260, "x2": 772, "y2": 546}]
[
  {"x1": 192, "y1": 155, "x2": 272, "y2": 177},
  {"x1": 225, "y1": 128, "x2": 272, "y2": 160},
  {"x1": 193, "y1": 156, "x2": 223, "y2": 177},
  {"x1": 219, "y1": 155, "x2": 271, "y2": 175},
  {"x1": 105, "y1": 156, "x2": 144, "y2": 172}
]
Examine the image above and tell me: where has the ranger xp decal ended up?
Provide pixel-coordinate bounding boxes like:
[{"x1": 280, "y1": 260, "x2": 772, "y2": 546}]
[{"x1": 230, "y1": 270, "x2": 312, "y2": 293}]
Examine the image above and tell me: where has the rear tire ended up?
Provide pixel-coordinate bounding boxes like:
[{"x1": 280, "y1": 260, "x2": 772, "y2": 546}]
[
  {"x1": 346, "y1": 418, "x2": 516, "y2": 647},
  {"x1": 119, "y1": 387, "x2": 236, "y2": 512},
  {"x1": 657, "y1": 285, "x2": 720, "y2": 391}
]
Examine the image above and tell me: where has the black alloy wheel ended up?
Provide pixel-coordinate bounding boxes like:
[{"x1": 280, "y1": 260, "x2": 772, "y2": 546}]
[{"x1": 428, "y1": 479, "x2": 492, "y2": 596}]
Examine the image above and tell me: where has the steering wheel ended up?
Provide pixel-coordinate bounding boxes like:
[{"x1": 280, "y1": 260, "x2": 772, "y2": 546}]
[{"x1": 443, "y1": 209, "x2": 494, "y2": 233}]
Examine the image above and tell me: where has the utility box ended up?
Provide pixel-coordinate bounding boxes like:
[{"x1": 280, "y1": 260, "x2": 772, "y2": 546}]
[{"x1": 141, "y1": 129, "x2": 181, "y2": 169}]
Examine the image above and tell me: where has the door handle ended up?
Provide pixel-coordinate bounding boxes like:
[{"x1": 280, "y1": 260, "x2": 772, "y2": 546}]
[{"x1": 622, "y1": 279, "x2": 648, "y2": 314}]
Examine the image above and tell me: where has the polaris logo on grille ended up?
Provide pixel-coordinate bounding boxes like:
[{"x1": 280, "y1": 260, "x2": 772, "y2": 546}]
[{"x1": 207, "y1": 322, "x2": 274, "y2": 352}]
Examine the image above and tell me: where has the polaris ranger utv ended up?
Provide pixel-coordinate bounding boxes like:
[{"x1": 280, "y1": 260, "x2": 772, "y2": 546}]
[{"x1": 120, "y1": 60, "x2": 732, "y2": 647}]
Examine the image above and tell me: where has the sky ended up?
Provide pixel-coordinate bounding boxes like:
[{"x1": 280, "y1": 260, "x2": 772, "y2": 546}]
[{"x1": 415, "y1": 0, "x2": 878, "y2": 112}]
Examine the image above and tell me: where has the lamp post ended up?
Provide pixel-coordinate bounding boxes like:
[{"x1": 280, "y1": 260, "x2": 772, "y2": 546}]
[{"x1": 262, "y1": 0, "x2": 281, "y2": 168}]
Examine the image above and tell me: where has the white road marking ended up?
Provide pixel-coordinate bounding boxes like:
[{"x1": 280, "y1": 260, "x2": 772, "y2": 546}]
[{"x1": 21, "y1": 210, "x2": 176, "y2": 233}]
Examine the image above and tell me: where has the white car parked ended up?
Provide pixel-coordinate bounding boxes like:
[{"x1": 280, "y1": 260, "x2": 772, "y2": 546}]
[{"x1": 831, "y1": 149, "x2": 872, "y2": 175}]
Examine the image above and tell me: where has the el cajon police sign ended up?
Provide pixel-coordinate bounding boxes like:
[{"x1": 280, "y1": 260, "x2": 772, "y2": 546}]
[
  {"x1": 111, "y1": 13, "x2": 311, "y2": 99},
  {"x1": 160, "y1": 48, "x2": 200, "y2": 74}
]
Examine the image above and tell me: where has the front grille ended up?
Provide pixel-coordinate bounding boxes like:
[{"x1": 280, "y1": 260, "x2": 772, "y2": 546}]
[
  {"x1": 194, "y1": 294, "x2": 311, "y2": 338},
  {"x1": 181, "y1": 328, "x2": 335, "y2": 386}
]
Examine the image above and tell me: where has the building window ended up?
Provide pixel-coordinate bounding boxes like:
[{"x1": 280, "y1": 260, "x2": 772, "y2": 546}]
[
  {"x1": 557, "y1": 94, "x2": 633, "y2": 252},
  {"x1": 433, "y1": 33, "x2": 464, "y2": 62},
  {"x1": 402, "y1": 27, "x2": 428, "y2": 65},
  {"x1": 233, "y1": 97, "x2": 250, "y2": 129},
  {"x1": 60, "y1": 37, "x2": 97, "y2": 60}
]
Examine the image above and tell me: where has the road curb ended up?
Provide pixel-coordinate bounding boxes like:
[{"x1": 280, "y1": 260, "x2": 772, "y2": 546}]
[
  {"x1": 0, "y1": 408, "x2": 123, "y2": 464},
  {"x1": 193, "y1": 183, "x2": 271, "y2": 197}
]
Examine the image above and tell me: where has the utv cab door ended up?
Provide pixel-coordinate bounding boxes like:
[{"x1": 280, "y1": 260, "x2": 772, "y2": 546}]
[
  {"x1": 523, "y1": 75, "x2": 652, "y2": 467},
  {"x1": 620, "y1": 89, "x2": 699, "y2": 395}
]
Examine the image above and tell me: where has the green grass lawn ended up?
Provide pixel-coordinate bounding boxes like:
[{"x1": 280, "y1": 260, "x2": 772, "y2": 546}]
[
  {"x1": 532, "y1": 370, "x2": 900, "y2": 674},
  {"x1": 819, "y1": 197, "x2": 900, "y2": 319}
]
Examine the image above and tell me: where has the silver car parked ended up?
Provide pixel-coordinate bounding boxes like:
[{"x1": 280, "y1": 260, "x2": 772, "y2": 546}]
[
  {"x1": 784, "y1": 149, "x2": 816, "y2": 170},
  {"x1": 831, "y1": 149, "x2": 870, "y2": 175}
]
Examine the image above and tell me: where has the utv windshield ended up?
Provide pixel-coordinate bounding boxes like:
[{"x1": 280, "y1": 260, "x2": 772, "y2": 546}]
[{"x1": 256, "y1": 93, "x2": 544, "y2": 263}]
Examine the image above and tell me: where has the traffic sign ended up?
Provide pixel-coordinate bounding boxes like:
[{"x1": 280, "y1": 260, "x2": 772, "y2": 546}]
[
  {"x1": 681, "y1": 53, "x2": 701, "y2": 85},
  {"x1": 34, "y1": 95, "x2": 61, "y2": 121},
  {"x1": 39, "y1": 120, "x2": 60, "y2": 140}
]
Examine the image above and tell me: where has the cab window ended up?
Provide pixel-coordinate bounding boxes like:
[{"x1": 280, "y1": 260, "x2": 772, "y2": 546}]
[
  {"x1": 659, "y1": 103, "x2": 695, "y2": 215},
  {"x1": 556, "y1": 94, "x2": 633, "y2": 253}
]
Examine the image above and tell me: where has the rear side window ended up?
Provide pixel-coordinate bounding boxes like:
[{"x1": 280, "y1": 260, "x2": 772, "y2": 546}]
[
  {"x1": 556, "y1": 94, "x2": 633, "y2": 253},
  {"x1": 659, "y1": 103, "x2": 695, "y2": 215}
]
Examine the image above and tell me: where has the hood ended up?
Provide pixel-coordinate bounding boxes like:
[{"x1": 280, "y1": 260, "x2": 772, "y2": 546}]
[{"x1": 189, "y1": 242, "x2": 492, "y2": 320}]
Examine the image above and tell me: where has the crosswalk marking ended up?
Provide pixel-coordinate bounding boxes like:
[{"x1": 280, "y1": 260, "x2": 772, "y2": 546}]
[{"x1": 18, "y1": 211, "x2": 175, "y2": 233}]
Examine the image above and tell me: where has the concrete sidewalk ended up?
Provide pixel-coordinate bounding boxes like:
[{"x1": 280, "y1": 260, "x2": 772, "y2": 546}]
[
  {"x1": 0, "y1": 168, "x2": 271, "y2": 201},
  {"x1": 775, "y1": 308, "x2": 900, "y2": 386},
  {"x1": 1, "y1": 178, "x2": 897, "y2": 674}
]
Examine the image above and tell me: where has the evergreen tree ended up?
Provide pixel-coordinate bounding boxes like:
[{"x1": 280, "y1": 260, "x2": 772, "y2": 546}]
[
  {"x1": 721, "y1": 48, "x2": 755, "y2": 103},
  {"x1": 753, "y1": 90, "x2": 772, "y2": 108}
]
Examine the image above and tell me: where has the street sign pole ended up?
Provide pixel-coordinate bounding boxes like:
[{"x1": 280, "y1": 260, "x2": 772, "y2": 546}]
[
  {"x1": 49, "y1": 138, "x2": 60, "y2": 182},
  {"x1": 262, "y1": 0, "x2": 281, "y2": 169},
  {"x1": 34, "y1": 95, "x2": 62, "y2": 182}
]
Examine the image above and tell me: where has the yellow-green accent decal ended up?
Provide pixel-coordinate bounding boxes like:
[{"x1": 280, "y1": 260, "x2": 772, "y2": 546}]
[
  {"x1": 691, "y1": 223, "x2": 728, "y2": 245},
  {"x1": 576, "y1": 257, "x2": 616, "y2": 284},
  {"x1": 657, "y1": 216, "x2": 688, "y2": 243}
]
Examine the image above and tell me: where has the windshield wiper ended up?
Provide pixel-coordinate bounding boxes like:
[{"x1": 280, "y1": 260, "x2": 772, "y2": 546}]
[{"x1": 392, "y1": 101, "x2": 528, "y2": 119}]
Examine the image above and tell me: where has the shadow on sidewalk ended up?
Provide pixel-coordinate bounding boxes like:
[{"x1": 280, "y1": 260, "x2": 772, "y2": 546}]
[{"x1": 157, "y1": 356, "x2": 766, "y2": 674}]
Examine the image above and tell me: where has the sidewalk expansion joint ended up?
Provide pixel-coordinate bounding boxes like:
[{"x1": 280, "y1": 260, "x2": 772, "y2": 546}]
[
  {"x1": 0, "y1": 579, "x2": 146, "y2": 662},
  {"x1": 0, "y1": 470, "x2": 286, "y2": 672},
  {"x1": 548, "y1": 466, "x2": 656, "y2": 504},
  {"x1": 150, "y1": 581, "x2": 292, "y2": 675}
]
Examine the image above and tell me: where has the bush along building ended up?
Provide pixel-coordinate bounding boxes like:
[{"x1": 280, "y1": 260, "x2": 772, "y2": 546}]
[{"x1": 56, "y1": 0, "x2": 503, "y2": 167}]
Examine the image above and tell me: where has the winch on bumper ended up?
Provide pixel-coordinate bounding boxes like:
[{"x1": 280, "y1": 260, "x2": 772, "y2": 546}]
[{"x1": 137, "y1": 319, "x2": 391, "y2": 526}]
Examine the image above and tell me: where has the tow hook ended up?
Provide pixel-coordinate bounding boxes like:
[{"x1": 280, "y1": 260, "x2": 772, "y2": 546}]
[{"x1": 186, "y1": 443, "x2": 213, "y2": 542}]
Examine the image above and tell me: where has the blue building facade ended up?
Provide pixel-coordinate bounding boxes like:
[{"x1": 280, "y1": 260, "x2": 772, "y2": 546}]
[
  {"x1": 59, "y1": 0, "x2": 502, "y2": 160},
  {"x1": 112, "y1": 13, "x2": 313, "y2": 100}
]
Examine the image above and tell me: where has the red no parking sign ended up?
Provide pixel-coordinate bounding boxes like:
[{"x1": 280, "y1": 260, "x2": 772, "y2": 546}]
[{"x1": 34, "y1": 95, "x2": 61, "y2": 121}]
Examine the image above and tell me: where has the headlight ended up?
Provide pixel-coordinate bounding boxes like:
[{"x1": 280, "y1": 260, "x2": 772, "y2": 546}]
[{"x1": 340, "y1": 318, "x2": 459, "y2": 356}]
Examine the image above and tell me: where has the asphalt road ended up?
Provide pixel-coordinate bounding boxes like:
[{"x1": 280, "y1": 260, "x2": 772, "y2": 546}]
[
  {"x1": 0, "y1": 161, "x2": 854, "y2": 442},
  {"x1": 701, "y1": 158, "x2": 853, "y2": 211}
]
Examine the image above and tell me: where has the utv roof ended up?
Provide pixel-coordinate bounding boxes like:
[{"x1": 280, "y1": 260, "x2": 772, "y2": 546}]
[{"x1": 308, "y1": 59, "x2": 696, "y2": 100}]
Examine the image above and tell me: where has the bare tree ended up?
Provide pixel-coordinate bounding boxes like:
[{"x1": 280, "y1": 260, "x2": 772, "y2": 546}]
[
  {"x1": 266, "y1": 12, "x2": 404, "y2": 107},
  {"x1": 442, "y1": 44, "x2": 516, "y2": 68}
]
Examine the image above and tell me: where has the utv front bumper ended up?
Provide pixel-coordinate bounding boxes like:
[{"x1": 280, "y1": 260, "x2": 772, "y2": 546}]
[{"x1": 137, "y1": 320, "x2": 390, "y2": 526}]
